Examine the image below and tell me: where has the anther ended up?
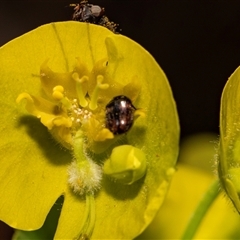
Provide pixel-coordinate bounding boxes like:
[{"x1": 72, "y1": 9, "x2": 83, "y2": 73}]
[{"x1": 52, "y1": 85, "x2": 72, "y2": 109}]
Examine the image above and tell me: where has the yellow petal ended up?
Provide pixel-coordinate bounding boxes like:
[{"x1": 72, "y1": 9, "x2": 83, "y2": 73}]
[
  {"x1": 95, "y1": 128, "x2": 114, "y2": 141},
  {"x1": 40, "y1": 60, "x2": 78, "y2": 100}
]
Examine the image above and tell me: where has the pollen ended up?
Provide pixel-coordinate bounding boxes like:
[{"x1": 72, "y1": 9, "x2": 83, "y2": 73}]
[{"x1": 69, "y1": 99, "x2": 93, "y2": 127}]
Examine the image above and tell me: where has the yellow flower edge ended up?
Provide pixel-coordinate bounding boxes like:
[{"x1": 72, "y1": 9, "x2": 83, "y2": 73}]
[
  {"x1": 218, "y1": 66, "x2": 240, "y2": 213},
  {"x1": 0, "y1": 21, "x2": 179, "y2": 239}
]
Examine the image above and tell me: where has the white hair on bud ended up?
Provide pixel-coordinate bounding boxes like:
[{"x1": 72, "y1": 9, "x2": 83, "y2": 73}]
[{"x1": 67, "y1": 160, "x2": 102, "y2": 195}]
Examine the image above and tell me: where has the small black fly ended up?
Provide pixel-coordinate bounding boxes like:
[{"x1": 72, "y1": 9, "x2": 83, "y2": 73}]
[{"x1": 70, "y1": 0, "x2": 120, "y2": 33}]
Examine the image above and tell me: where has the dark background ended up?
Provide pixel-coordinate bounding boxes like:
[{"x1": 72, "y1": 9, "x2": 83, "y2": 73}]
[
  {"x1": 1, "y1": 0, "x2": 240, "y2": 139},
  {"x1": 1, "y1": 0, "x2": 240, "y2": 237}
]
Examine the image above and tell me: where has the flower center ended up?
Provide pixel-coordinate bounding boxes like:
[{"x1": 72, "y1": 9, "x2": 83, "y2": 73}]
[
  {"x1": 72, "y1": 72, "x2": 109, "y2": 111},
  {"x1": 70, "y1": 98, "x2": 93, "y2": 125},
  {"x1": 17, "y1": 58, "x2": 143, "y2": 153},
  {"x1": 51, "y1": 71, "x2": 109, "y2": 133}
]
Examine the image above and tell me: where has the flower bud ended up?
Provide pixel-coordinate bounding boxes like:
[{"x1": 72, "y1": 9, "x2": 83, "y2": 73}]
[{"x1": 103, "y1": 145, "x2": 147, "y2": 185}]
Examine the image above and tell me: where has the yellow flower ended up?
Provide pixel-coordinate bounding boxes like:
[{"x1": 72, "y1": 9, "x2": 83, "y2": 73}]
[
  {"x1": 17, "y1": 58, "x2": 142, "y2": 152},
  {"x1": 0, "y1": 22, "x2": 179, "y2": 239}
]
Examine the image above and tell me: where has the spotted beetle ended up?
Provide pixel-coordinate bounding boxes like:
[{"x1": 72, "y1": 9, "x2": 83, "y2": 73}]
[{"x1": 106, "y1": 95, "x2": 136, "y2": 135}]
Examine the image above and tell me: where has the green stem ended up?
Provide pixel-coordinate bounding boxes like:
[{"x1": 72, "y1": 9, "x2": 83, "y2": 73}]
[
  {"x1": 86, "y1": 193, "x2": 96, "y2": 237},
  {"x1": 75, "y1": 194, "x2": 96, "y2": 240},
  {"x1": 78, "y1": 194, "x2": 91, "y2": 235},
  {"x1": 72, "y1": 130, "x2": 97, "y2": 240},
  {"x1": 181, "y1": 179, "x2": 220, "y2": 240},
  {"x1": 73, "y1": 130, "x2": 85, "y2": 166}
]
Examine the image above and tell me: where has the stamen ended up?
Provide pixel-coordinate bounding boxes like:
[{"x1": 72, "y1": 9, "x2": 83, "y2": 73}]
[
  {"x1": 89, "y1": 75, "x2": 109, "y2": 110},
  {"x1": 72, "y1": 72, "x2": 89, "y2": 108},
  {"x1": 52, "y1": 85, "x2": 72, "y2": 109},
  {"x1": 134, "y1": 109, "x2": 146, "y2": 119}
]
